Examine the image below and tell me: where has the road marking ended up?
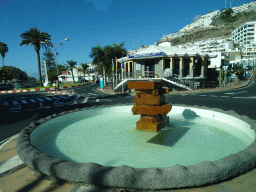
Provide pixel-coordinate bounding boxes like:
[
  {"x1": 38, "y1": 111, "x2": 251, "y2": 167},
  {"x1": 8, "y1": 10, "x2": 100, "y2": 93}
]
[
  {"x1": 21, "y1": 100, "x2": 28, "y2": 104},
  {"x1": 181, "y1": 94, "x2": 188, "y2": 96},
  {"x1": 54, "y1": 101, "x2": 64, "y2": 106},
  {"x1": 58, "y1": 96, "x2": 69, "y2": 99},
  {"x1": 51, "y1": 96, "x2": 60, "y2": 100},
  {"x1": 233, "y1": 97, "x2": 243, "y2": 99},
  {"x1": 87, "y1": 93, "x2": 97, "y2": 96},
  {"x1": 74, "y1": 96, "x2": 80, "y2": 101},
  {"x1": 96, "y1": 99, "x2": 100, "y2": 102},
  {"x1": 220, "y1": 96, "x2": 230, "y2": 98},
  {"x1": 209, "y1": 95, "x2": 217, "y2": 97},
  {"x1": 44, "y1": 97, "x2": 52, "y2": 101},
  {"x1": 37, "y1": 98, "x2": 45, "y2": 102},
  {"x1": 82, "y1": 97, "x2": 89, "y2": 103},
  {"x1": 199, "y1": 95, "x2": 207, "y2": 97},
  {"x1": 29, "y1": 99, "x2": 37, "y2": 103},
  {"x1": 44, "y1": 97, "x2": 53, "y2": 101},
  {"x1": 245, "y1": 97, "x2": 256, "y2": 99},
  {"x1": 224, "y1": 91, "x2": 249, "y2": 95},
  {"x1": 13, "y1": 101, "x2": 19, "y2": 105}
]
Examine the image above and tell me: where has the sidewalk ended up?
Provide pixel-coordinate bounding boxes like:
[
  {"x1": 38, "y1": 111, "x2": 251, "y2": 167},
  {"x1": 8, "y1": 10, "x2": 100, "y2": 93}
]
[
  {"x1": 0, "y1": 78, "x2": 255, "y2": 192},
  {"x1": 97, "y1": 78, "x2": 252, "y2": 96}
]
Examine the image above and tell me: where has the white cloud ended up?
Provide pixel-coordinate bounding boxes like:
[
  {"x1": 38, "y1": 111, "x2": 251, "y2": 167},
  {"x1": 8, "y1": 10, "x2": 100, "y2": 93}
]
[{"x1": 83, "y1": 0, "x2": 113, "y2": 11}]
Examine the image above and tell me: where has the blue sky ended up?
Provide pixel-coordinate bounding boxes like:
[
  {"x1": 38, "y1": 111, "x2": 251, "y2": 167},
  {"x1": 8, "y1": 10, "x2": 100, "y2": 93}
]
[{"x1": 0, "y1": 0, "x2": 253, "y2": 79}]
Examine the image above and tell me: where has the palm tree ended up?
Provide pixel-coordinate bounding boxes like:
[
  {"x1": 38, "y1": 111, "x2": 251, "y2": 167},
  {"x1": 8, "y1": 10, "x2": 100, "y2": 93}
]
[
  {"x1": 90, "y1": 44, "x2": 108, "y2": 85},
  {"x1": 90, "y1": 43, "x2": 127, "y2": 84},
  {"x1": 0, "y1": 42, "x2": 8, "y2": 67},
  {"x1": 65, "y1": 60, "x2": 77, "y2": 83},
  {"x1": 20, "y1": 27, "x2": 53, "y2": 87},
  {"x1": 80, "y1": 63, "x2": 89, "y2": 82}
]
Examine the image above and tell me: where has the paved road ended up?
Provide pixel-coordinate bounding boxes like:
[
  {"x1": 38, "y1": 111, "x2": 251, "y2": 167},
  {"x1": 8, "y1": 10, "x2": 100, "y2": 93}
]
[{"x1": 0, "y1": 77, "x2": 256, "y2": 144}]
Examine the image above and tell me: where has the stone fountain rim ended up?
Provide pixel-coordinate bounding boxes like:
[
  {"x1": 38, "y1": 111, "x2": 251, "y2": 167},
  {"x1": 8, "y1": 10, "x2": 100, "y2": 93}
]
[{"x1": 16, "y1": 103, "x2": 256, "y2": 190}]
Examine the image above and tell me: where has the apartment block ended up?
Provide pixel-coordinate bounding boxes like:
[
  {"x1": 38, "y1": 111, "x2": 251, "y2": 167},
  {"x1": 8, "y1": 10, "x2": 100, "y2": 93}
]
[{"x1": 232, "y1": 21, "x2": 256, "y2": 45}]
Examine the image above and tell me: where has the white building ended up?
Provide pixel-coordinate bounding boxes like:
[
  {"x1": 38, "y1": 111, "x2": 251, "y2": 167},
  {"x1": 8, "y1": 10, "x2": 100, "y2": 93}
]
[
  {"x1": 58, "y1": 63, "x2": 97, "y2": 83},
  {"x1": 232, "y1": 21, "x2": 256, "y2": 46},
  {"x1": 181, "y1": 38, "x2": 234, "y2": 53},
  {"x1": 208, "y1": 52, "x2": 229, "y2": 70}
]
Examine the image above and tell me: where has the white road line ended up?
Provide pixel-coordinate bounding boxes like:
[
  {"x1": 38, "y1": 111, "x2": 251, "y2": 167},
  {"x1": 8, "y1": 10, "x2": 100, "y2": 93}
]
[
  {"x1": 51, "y1": 96, "x2": 60, "y2": 100},
  {"x1": 74, "y1": 96, "x2": 80, "y2": 101},
  {"x1": 199, "y1": 95, "x2": 207, "y2": 97},
  {"x1": 58, "y1": 96, "x2": 68, "y2": 99},
  {"x1": 233, "y1": 97, "x2": 243, "y2": 99},
  {"x1": 100, "y1": 99, "x2": 112, "y2": 101},
  {"x1": 209, "y1": 95, "x2": 217, "y2": 97},
  {"x1": 44, "y1": 97, "x2": 53, "y2": 101},
  {"x1": 13, "y1": 101, "x2": 19, "y2": 105},
  {"x1": 181, "y1": 94, "x2": 188, "y2": 96},
  {"x1": 21, "y1": 100, "x2": 28, "y2": 104},
  {"x1": 82, "y1": 97, "x2": 89, "y2": 103},
  {"x1": 37, "y1": 98, "x2": 45, "y2": 102},
  {"x1": 87, "y1": 93, "x2": 98, "y2": 96},
  {"x1": 220, "y1": 96, "x2": 230, "y2": 98},
  {"x1": 29, "y1": 99, "x2": 37, "y2": 103},
  {"x1": 224, "y1": 91, "x2": 249, "y2": 95}
]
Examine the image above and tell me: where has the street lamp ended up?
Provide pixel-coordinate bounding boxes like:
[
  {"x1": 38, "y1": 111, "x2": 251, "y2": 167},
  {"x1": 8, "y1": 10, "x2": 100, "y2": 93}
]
[{"x1": 54, "y1": 38, "x2": 69, "y2": 90}]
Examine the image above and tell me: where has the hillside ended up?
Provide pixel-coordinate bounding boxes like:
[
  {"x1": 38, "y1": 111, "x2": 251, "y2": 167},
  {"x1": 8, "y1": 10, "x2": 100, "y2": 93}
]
[{"x1": 160, "y1": 3, "x2": 256, "y2": 45}]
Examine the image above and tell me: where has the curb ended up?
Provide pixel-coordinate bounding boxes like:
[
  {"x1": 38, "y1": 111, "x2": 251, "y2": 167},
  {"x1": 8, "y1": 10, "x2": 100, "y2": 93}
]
[{"x1": 0, "y1": 84, "x2": 87, "y2": 94}]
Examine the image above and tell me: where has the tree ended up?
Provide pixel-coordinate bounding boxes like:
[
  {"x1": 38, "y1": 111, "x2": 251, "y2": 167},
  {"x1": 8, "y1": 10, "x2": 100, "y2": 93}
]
[
  {"x1": 77, "y1": 63, "x2": 89, "y2": 82},
  {"x1": 0, "y1": 66, "x2": 28, "y2": 81},
  {"x1": 20, "y1": 27, "x2": 53, "y2": 87},
  {"x1": 0, "y1": 42, "x2": 8, "y2": 67},
  {"x1": 41, "y1": 47, "x2": 57, "y2": 83},
  {"x1": 65, "y1": 60, "x2": 77, "y2": 83},
  {"x1": 90, "y1": 42, "x2": 127, "y2": 77}
]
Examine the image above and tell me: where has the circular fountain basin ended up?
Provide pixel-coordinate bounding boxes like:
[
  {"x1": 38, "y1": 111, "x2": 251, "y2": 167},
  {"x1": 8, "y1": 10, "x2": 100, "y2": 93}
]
[
  {"x1": 16, "y1": 104, "x2": 256, "y2": 190},
  {"x1": 30, "y1": 105, "x2": 254, "y2": 168}
]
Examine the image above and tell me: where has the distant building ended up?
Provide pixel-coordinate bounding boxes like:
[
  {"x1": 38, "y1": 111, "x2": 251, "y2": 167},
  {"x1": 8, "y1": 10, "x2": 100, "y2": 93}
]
[
  {"x1": 232, "y1": 21, "x2": 256, "y2": 46},
  {"x1": 58, "y1": 63, "x2": 97, "y2": 83},
  {"x1": 208, "y1": 52, "x2": 229, "y2": 70}
]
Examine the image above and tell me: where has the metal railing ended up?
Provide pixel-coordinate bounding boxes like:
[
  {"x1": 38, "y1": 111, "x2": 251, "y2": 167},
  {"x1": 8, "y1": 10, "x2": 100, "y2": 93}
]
[
  {"x1": 113, "y1": 70, "x2": 199, "y2": 90},
  {"x1": 163, "y1": 72, "x2": 197, "y2": 90}
]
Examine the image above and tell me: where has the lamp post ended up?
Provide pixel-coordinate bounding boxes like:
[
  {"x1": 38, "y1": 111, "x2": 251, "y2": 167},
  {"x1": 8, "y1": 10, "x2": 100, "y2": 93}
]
[
  {"x1": 54, "y1": 38, "x2": 69, "y2": 90},
  {"x1": 192, "y1": 66, "x2": 196, "y2": 90}
]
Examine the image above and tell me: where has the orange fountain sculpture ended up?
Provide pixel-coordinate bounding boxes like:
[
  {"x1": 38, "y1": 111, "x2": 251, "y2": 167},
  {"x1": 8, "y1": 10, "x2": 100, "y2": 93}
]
[{"x1": 127, "y1": 80, "x2": 172, "y2": 132}]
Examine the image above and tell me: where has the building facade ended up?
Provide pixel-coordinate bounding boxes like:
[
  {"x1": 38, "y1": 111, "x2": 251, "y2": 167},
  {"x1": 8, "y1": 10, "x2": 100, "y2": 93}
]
[
  {"x1": 232, "y1": 21, "x2": 256, "y2": 45},
  {"x1": 117, "y1": 43, "x2": 217, "y2": 85}
]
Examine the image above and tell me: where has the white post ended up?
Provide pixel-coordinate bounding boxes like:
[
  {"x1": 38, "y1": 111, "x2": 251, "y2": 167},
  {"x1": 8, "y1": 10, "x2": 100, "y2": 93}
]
[
  {"x1": 116, "y1": 57, "x2": 118, "y2": 86},
  {"x1": 113, "y1": 74, "x2": 114, "y2": 91},
  {"x1": 43, "y1": 60, "x2": 49, "y2": 87},
  {"x1": 103, "y1": 67, "x2": 106, "y2": 86}
]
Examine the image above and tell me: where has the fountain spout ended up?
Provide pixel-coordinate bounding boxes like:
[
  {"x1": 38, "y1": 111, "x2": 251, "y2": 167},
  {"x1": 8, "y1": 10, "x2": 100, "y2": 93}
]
[{"x1": 128, "y1": 80, "x2": 172, "y2": 132}]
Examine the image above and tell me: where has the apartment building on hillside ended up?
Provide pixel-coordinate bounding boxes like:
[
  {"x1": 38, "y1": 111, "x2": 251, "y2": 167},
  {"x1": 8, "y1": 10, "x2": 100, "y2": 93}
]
[{"x1": 232, "y1": 21, "x2": 256, "y2": 46}]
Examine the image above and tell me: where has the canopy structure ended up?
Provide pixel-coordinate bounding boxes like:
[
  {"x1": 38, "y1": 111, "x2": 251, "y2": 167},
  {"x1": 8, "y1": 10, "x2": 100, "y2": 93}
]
[{"x1": 117, "y1": 45, "x2": 217, "y2": 62}]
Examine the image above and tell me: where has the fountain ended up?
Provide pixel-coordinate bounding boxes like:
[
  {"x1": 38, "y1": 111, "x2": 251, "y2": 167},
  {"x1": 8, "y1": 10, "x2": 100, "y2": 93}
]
[
  {"x1": 128, "y1": 80, "x2": 171, "y2": 132},
  {"x1": 16, "y1": 80, "x2": 256, "y2": 190}
]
